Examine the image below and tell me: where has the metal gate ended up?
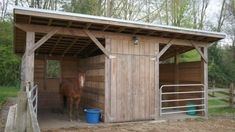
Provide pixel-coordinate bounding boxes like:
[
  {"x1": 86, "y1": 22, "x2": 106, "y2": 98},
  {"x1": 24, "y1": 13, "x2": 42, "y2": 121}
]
[
  {"x1": 160, "y1": 84, "x2": 205, "y2": 116},
  {"x1": 26, "y1": 84, "x2": 38, "y2": 117}
]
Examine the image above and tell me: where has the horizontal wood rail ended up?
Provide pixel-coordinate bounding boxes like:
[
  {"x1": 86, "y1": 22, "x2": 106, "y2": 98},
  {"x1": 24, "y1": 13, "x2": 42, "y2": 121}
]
[{"x1": 208, "y1": 82, "x2": 234, "y2": 109}]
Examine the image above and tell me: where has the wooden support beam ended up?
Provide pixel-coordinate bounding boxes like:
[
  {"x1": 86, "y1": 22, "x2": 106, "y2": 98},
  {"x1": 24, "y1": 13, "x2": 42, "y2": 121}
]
[
  {"x1": 157, "y1": 41, "x2": 172, "y2": 59},
  {"x1": 191, "y1": 41, "x2": 208, "y2": 63},
  {"x1": 28, "y1": 28, "x2": 58, "y2": 55},
  {"x1": 83, "y1": 29, "x2": 115, "y2": 58}
]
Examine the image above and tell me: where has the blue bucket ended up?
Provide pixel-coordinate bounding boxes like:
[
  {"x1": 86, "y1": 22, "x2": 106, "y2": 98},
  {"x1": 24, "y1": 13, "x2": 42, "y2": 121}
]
[{"x1": 84, "y1": 108, "x2": 101, "y2": 124}]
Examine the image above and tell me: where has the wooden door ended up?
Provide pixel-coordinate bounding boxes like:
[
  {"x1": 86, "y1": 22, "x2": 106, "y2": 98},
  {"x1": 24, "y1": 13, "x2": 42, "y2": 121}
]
[{"x1": 108, "y1": 38, "x2": 157, "y2": 122}]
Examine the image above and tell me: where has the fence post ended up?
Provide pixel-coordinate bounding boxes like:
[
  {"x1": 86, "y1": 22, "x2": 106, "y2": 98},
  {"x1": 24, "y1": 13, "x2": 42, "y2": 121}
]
[
  {"x1": 230, "y1": 83, "x2": 234, "y2": 108},
  {"x1": 212, "y1": 80, "x2": 215, "y2": 97}
]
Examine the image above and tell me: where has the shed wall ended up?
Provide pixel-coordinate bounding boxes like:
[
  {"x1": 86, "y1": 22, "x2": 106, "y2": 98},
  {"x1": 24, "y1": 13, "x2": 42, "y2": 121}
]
[{"x1": 79, "y1": 55, "x2": 105, "y2": 118}]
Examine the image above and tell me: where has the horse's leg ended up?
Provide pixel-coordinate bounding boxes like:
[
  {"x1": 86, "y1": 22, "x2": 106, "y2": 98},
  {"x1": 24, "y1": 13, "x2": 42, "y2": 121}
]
[
  {"x1": 75, "y1": 98, "x2": 81, "y2": 120},
  {"x1": 68, "y1": 97, "x2": 73, "y2": 121},
  {"x1": 62, "y1": 96, "x2": 67, "y2": 114}
]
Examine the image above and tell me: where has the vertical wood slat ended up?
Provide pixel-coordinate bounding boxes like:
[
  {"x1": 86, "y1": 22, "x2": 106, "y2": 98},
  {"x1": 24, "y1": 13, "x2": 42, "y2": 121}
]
[
  {"x1": 110, "y1": 39, "x2": 117, "y2": 121},
  {"x1": 144, "y1": 42, "x2": 150, "y2": 119},
  {"x1": 116, "y1": 39, "x2": 123, "y2": 121},
  {"x1": 105, "y1": 38, "x2": 111, "y2": 122},
  {"x1": 127, "y1": 40, "x2": 133, "y2": 121},
  {"x1": 133, "y1": 39, "x2": 140, "y2": 120},
  {"x1": 121, "y1": 39, "x2": 129, "y2": 121},
  {"x1": 154, "y1": 42, "x2": 159, "y2": 119},
  {"x1": 139, "y1": 41, "x2": 145, "y2": 119}
]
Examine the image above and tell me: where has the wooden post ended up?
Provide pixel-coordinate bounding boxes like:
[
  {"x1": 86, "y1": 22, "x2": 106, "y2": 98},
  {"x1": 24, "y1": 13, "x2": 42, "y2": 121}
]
[
  {"x1": 230, "y1": 83, "x2": 234, "y2": 108},
  {"x1": 16, "y1": 32, "x2": 35, "y2": 132},
  {"x1": 155, "y1": 43, "x2": 160, "y2": 119},
  {"x1": 212, "y1": 80, "x2": 215, "y2": 97},
  {"x1": 203, "y1": 47, "x2": 208, "y2": 118},
  {"x1": 25, "y1": 32, "x2": 35, "y2": 88}
]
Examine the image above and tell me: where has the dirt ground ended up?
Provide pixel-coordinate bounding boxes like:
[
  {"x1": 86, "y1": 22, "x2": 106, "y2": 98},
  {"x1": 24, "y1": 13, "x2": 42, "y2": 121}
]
[
  {"x1": 1, "y1": 98, "x2": 235, "y2": 132},
  {"x1": 43, "y1": 118, "x2": 235, "y2": 132}
]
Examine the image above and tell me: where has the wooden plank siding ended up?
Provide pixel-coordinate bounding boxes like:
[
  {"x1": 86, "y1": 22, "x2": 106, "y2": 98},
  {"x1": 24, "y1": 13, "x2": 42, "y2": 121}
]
[
  {"x1": 78, "y1": 55, "x2": 105, "y2": 120},
  {"x1": 107, "y1": 37, "x2": 157, "y2": 122}
]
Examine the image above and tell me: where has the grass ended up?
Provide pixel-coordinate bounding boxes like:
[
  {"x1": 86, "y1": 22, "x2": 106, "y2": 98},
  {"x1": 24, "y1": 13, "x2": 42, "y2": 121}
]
[
  {"x1": 208, "y1": 99, "x2": 235, "y2": 116},
  {"x1": 0, "y1": 86, "x2": 19, "y2": 108}
]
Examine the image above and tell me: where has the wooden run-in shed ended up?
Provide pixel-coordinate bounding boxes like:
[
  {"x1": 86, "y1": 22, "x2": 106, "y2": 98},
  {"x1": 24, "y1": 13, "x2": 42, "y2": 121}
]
[{"x1": 14, "y1": 7, "x2": 225, "y2": 123}]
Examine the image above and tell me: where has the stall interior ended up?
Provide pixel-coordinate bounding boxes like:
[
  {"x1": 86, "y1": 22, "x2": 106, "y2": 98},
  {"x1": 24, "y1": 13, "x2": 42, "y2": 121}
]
[
  {"x1": 159, "y1": 44, "x2": 204, "y2": 118},
  {"x1": 33, "y1": 35, "x2": 105, "y2": 122}
]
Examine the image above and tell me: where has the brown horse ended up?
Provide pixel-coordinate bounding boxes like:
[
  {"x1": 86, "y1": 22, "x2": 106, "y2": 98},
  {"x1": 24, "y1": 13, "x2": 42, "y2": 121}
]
[{"x1": 60, "y1": 72, "x2": 85, "y2": 121}]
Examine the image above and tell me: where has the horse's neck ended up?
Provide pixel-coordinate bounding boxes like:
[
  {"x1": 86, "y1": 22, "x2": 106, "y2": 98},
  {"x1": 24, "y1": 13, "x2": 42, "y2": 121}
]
[{"x1": 76, "y1": 80, "x2": 83, "y2": 92}]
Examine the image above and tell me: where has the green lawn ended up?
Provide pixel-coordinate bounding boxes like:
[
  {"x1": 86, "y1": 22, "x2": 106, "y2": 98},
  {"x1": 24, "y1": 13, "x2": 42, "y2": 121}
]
[
  {"x1": 0, "y1": 86, "x2": 19, "y2": 108},
  {"x1": 208, "y1": 99, "x2": 235, "y2": 115}
]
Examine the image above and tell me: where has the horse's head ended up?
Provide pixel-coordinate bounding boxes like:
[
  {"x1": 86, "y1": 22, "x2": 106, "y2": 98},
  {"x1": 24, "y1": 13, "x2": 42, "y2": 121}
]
[{"x1": 77, "y1": 72, "x2": 85, "y2": 88}]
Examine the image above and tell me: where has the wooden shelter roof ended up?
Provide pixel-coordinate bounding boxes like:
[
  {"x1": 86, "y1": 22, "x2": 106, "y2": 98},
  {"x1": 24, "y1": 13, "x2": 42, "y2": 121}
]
[{"x1": 13, "y1": 7, "x2": 226, "y2": 57}]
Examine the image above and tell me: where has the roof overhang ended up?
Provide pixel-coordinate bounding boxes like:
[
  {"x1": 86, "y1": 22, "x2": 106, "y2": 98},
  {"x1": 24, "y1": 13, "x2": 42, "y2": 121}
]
[{"x1": 13, "y1": 7, "x2": 226, "y2": 57}]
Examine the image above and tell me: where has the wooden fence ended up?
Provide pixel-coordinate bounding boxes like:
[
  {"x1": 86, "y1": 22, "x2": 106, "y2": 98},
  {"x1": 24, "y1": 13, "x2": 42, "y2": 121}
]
[
  {"x1": 5, "y1": 84, "x2": 40, "y2": 132},
  {"x1": 208, "y1": 83, "x2": 235, "y2": 109}
]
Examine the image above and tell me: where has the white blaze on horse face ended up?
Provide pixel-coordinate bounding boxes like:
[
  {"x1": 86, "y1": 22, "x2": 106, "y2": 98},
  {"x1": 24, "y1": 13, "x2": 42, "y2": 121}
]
[{"x1": 80, "y1": 76, "x2": 85, "y2": 88}]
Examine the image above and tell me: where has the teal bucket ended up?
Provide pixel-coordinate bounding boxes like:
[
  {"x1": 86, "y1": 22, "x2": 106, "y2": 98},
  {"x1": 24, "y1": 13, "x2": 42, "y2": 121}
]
[{"x1": 186, "y1": 102, "x2": 197, "y2": 115}]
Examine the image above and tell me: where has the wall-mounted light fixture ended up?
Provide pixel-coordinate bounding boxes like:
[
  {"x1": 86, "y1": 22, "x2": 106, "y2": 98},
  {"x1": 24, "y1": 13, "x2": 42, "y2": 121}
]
[{"x1": 132, "y1": 36, "x2": 139, "y2": 45}]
